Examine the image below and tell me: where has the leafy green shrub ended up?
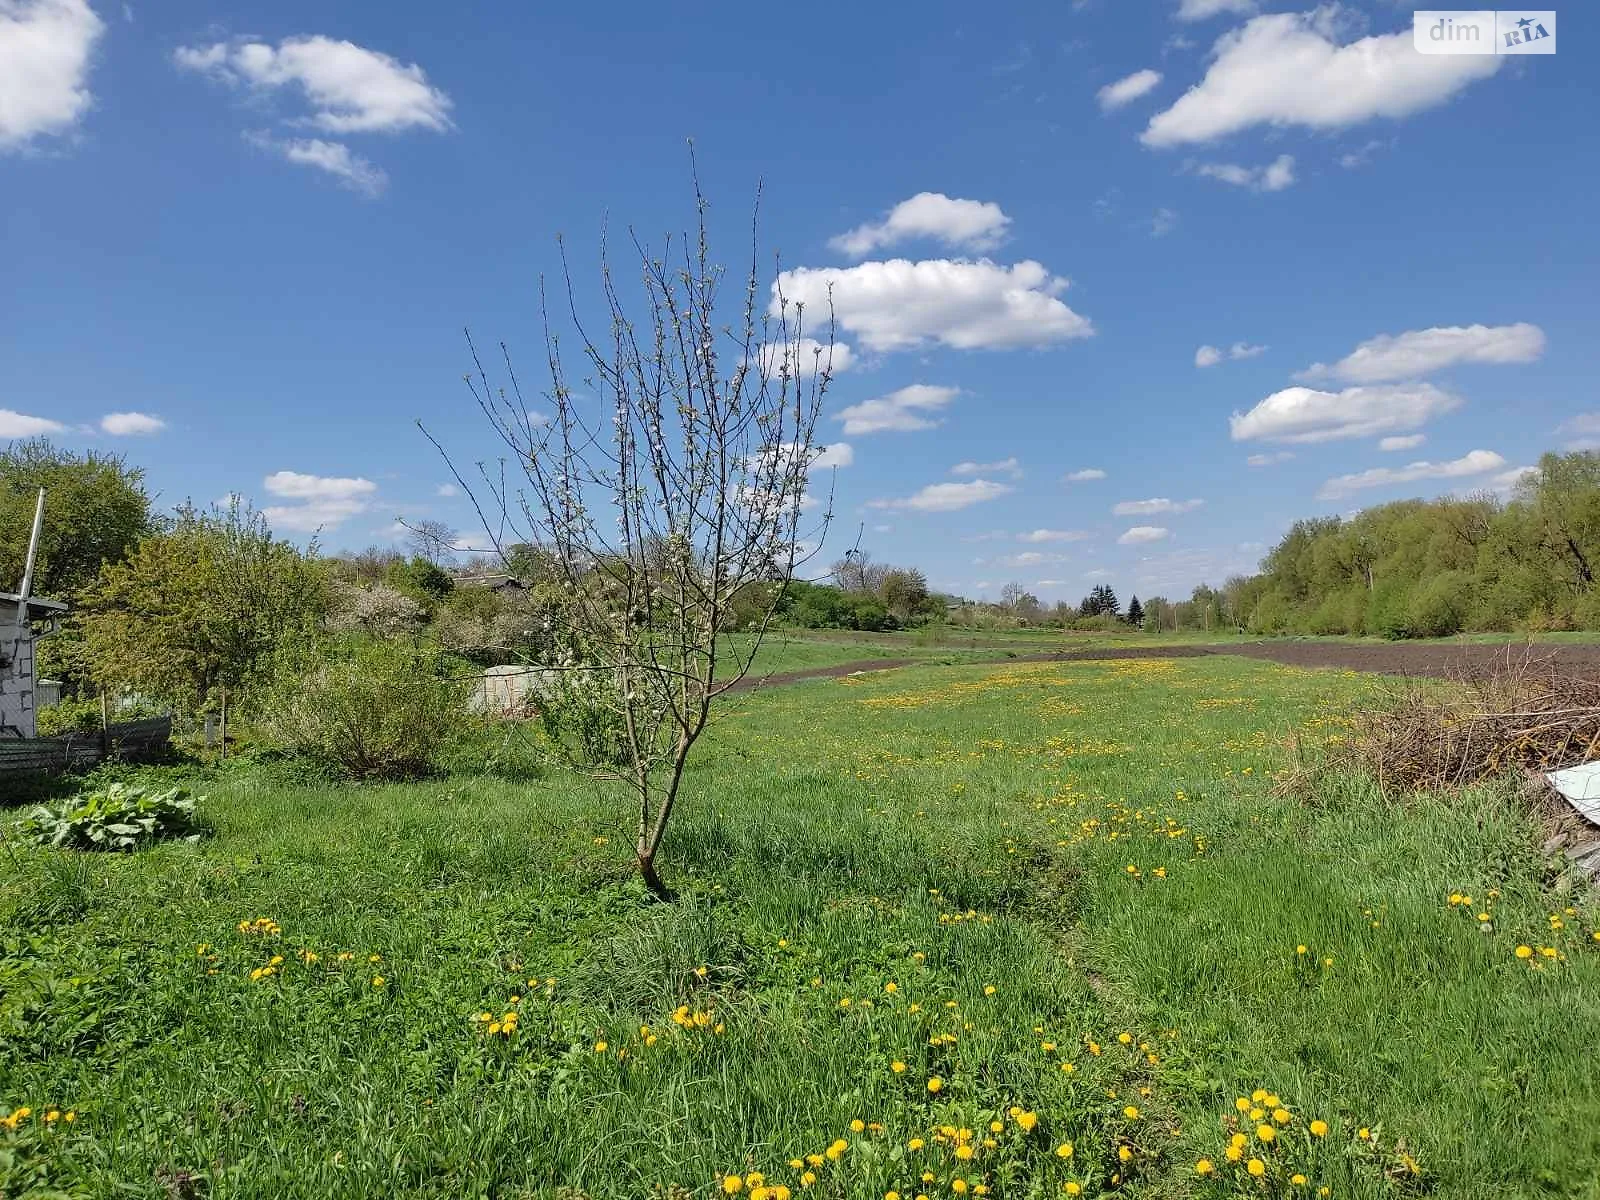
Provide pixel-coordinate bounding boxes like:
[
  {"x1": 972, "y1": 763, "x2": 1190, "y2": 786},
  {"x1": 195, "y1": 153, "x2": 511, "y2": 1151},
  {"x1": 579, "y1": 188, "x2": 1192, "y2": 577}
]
[
  {"x1": 1366, "y1": 581, "x2": 1413, "y2": 640},
  {"x1": 34, "y1": 694, "x2": 168, "y2": 738},
  {"x1": 536, "y1": 665, "x2": 633, "y2": 770},
  {"x1": 17, "y1": 783, "x2": 206, "y2": 851},
  {"x1": 1306, "y1": 588, "x2": 1367, "y2": 636},
  {"x1": 1573, "y1": 589, "x2": 1600, "y2": 632},
  {"x1": 1245, "y1": 591, "x2": 1292, "y2": 635},
  {"x1": 1407, "y1": 570, "x2": 1472, "y2": 638},
  {"x1": 34, "y1": 697, "x2": 101, "y2": 737},
  {"x1": 1069, "y1": 613, "x2": 1123, "y2": 632},
  {"x1": 261, "y1": 639, "x2": 468, "y2": 780}
]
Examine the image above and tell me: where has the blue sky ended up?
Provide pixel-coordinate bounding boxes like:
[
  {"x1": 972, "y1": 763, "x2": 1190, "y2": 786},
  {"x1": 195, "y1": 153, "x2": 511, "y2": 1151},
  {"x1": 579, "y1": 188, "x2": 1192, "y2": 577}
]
[{"x1": 3, "y1": 0, "x2": 1596, "y2": 604}]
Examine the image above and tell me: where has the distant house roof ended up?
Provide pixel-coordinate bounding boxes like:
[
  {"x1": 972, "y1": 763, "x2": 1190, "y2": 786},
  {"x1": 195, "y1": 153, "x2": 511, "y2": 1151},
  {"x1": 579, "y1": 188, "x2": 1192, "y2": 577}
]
[
  {"x1": 0, "y1": 592, "x2": 67, "y2": 615},
  {"x1": 460, "y1": 574, "x2": 525, "y2": 591}
]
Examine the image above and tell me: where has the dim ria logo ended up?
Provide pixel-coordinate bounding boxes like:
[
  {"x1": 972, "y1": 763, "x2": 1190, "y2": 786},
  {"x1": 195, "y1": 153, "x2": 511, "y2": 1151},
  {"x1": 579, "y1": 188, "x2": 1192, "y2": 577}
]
[{"x1": 1414, "y1": 10, "x2": 1556, "y2": 54}]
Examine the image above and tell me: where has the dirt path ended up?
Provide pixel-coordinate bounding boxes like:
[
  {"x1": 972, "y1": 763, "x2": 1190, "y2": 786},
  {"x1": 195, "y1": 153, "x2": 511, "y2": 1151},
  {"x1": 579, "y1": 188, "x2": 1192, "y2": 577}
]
[
  {"x1": 731, "y1": 641, "x2": 1600, "y2": 691},
  {"x1": 726, "y1": 659, "x2": 917, "y2": 692}
]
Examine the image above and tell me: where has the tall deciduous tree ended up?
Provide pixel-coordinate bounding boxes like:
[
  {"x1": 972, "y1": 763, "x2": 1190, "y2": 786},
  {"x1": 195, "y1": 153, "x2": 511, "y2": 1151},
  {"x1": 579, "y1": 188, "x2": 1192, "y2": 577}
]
[
  {"x1": 79, "y1": 501, "x2": 328, "y2": 712},
  {"x1": 427, "y1": 179, "x2": 833, "y2": 897},
  {"x1": 0, "y1": 438, "x2": 152, "y2": 598}
]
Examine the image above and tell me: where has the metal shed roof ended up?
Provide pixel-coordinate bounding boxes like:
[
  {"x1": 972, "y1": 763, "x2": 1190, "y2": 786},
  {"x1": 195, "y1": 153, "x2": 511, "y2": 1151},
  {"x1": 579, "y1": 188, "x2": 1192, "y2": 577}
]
[{"x1": 0, "y1": 592, "x2": 68, "y2": 614}]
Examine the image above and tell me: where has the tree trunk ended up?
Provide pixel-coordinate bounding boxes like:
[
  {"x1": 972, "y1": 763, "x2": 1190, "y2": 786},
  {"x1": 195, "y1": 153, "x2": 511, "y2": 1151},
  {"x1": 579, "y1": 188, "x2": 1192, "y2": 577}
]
[
  {"x1": 636, "y1": 851, "x2": 673, "y2": 901},
  {"x1": 1566, "y1": 536, "x2": 1593, "y2": 586}
]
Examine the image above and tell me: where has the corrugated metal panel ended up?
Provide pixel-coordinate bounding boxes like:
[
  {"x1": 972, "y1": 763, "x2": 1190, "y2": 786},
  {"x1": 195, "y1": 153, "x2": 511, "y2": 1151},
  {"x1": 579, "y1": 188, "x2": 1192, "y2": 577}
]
[
  {"x1": 0, "y1": 717, "x2": 173, "y2": 781},
  {"x1": 1547, "y1": 762, "x2": 1600, "y2": 825}
]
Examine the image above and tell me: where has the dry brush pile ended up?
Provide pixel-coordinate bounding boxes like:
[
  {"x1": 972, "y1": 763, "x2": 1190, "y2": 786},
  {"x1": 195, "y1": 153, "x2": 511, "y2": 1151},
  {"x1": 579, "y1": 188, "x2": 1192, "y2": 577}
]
[{"x1": 1326, "y1": 647, "x2": 1600, "y2": 794}]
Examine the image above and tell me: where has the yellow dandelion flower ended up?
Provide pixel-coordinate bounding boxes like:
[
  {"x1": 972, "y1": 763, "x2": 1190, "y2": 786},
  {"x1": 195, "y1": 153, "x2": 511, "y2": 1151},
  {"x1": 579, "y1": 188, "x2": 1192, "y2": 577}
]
[
  {"x1": 1309, "y1": 1119, "x2": 1328, "y2": 1137},
  {"x1": 851, "y1": 1119, "x2": 866, "y2": 1133},
  {"x1": 1257, "y1": 1125, "x2": 1276, "y2": 1143},
  {"x1": 1055, "y1": 1142, "x2": 1073, "y2": 1159},
  {"x1": 1195, "y1": 1159, "x2": 1215, "y2": 1176},
  {"x1": 1247, "y1": 1158, "x2": 1266, "y2": 1177},
  {"x1": 723, "y1": 1176, "x2": 744, "y2": 1195},
  {"x1": 892, "y1": 1061, "x2": 907, "y2": 1074},
  {"x1": 927, "y1": 1077, "x2": 943, "y2": 1093},
  {"x1": 1123, "y1": 1106, "x2": 1140, "y2": 1119}
]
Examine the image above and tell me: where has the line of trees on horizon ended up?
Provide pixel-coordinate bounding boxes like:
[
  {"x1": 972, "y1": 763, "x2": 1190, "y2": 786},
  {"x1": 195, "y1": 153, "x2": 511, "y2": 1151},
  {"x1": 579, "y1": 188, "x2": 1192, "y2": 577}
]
[{"x1": 777, "y1": 451, "x2": 1600, "y2": 641}]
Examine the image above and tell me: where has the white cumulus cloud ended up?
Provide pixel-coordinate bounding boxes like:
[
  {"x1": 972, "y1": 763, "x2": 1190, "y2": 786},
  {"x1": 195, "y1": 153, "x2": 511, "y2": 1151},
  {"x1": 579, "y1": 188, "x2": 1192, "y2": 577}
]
[
  {"x1": 175, "y1": 34, "x2": 452, "y2": 133},
  {"x1": 1097, "y1": 69, "x2": 1162, "y2": 111},
  {"x1": 1176, "y1": 0, "x2": 1257, "y2": 20},
  {"x1": 1247, "y1": 451, "x2": 1295, "y2": 467},
  {"x1": 262, "y1": 469, "x2": 378, "y2": 531},
  {"x1": 1378, "y1": 434, "x2": 1425, "y2": 452},
  {"x1": 0, "y1": 408, "x2": 66, "y2": 437},
  {"x1": 1118, "y1": 526, "x2": 1172, "y2": 545},
  {"x1": 870, "y1": 479, "x2": 1014, "y2": 513},
  {"x1": 99, "y1": 411, "x2": 164, "y2": 435},
  {"x1": 1143, "y1": 9, "x2": 1501, "y2": 147},
  {"x1": 1196, "y1": 341, "x2": 1266, "y2": 367},
  {"x1": 1018, "y1": 529, "x2": 1089, "y2": 543},
  {"x1": 1230, "y1": 382, "x2": 1461, "y2": 444},
  {"x1": 1064, "y1": 468, "x2": 1106, "y2": 482},
  {"x1": 830, "y1": 193, "x2": 1012, "y2": 257},
  {"x1": 0, "y1": 0, "x2": 104, "y2": 152},
  {"x1": 835, "y1": 384, "x2": 957, "y2": 435},
  {"x1": 1316, "y1": 450, "x2": 1506, "y2": 500},
  {"x1": 1560, "y1": 413, "x2": 1600, "y2": 450},
  {"x1": 952, "y1": 456, "x2": 1022, "y2": 479},
  {"x1": 246, "y1": 132, "x2": 387, "y2": 195},
  {"x1": 774, "y1": 259, "x2": 1093, "y2": 353},
  {"x1": 1297, "y1": 322, "x2": 1546, "y2": 384},
  {"x1": 1113, "y1": 497, "x2": 1204, "y2": 516},
  {"x1": 757, "y1": 337, "x2": 854, "y2": 380},
  {"x1": 813, "y1": 442, "x2": 854, "y2": 469},
  {"x1": 1196, "y1": 153, "x2": 1296, "y2": 191},
  {"x1": 1480, "y1": 464, "x2": 1537, "y2": 497}
]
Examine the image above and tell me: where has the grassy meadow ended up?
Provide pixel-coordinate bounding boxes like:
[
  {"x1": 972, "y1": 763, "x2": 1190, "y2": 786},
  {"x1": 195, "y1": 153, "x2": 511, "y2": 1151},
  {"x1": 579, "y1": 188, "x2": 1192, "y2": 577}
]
[{"x1": 3, "y1": 655, "x2": 1599, "y2": 1198}]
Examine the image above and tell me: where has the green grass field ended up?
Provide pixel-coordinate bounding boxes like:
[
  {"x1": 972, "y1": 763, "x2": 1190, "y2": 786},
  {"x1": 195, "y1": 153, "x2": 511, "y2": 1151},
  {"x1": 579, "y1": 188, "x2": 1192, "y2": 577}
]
[
  {"x1": 4, "y1": 656, "x2": 1599, "y2": 1198},
  {"x1": 730, "y1": 626, "x2": 1600, "y2": 680}
]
